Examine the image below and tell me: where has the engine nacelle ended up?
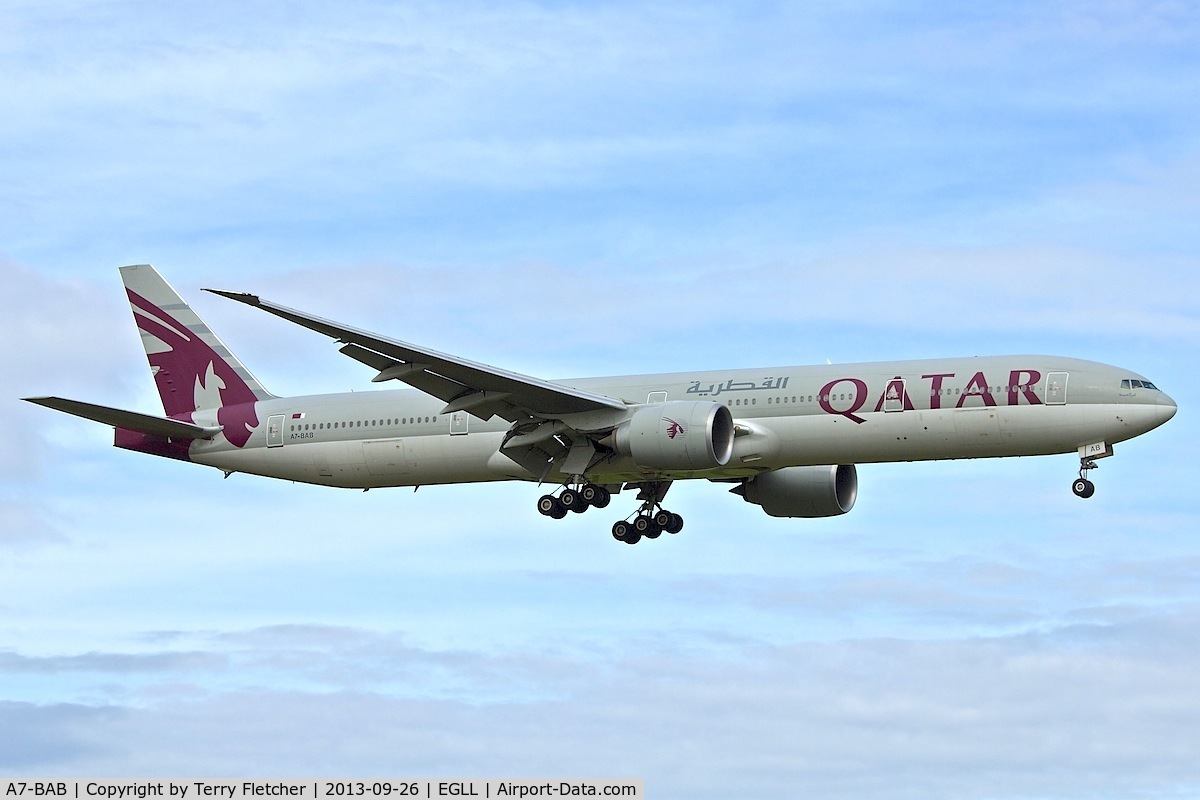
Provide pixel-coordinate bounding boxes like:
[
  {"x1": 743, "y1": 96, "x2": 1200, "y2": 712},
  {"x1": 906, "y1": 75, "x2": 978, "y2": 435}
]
[
  {"x1": 735, "y1": 465, "x2": 858, "y2": 518},
  {"x1": 608, "y1": 401, "x2": 734, "y2": 471}
]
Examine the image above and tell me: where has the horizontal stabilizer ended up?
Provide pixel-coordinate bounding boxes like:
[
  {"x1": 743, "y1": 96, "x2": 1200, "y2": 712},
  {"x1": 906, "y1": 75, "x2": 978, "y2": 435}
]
[{"x1": 23, "y1": 396, "x2": 223, "y2": 440}]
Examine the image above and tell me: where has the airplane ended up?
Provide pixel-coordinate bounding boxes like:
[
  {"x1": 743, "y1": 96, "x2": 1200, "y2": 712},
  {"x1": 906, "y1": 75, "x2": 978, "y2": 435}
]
[{"x1": 24, "y1": 265, "x2": 1177, "y2": 544}]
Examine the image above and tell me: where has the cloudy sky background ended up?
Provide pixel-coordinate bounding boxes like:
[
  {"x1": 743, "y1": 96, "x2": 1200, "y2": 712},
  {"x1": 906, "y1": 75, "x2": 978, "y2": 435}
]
[{"x1": 2, "y1": 1, "x2": 1198, "y2": 797}]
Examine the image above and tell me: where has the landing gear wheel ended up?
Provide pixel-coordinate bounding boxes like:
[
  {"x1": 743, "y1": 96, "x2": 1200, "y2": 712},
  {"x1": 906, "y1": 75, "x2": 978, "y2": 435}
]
[
  {"x1": 1073, "y1": 457, "x2": 1099, "y2": 499},
  {"x1": 1072, "y1": 478, "x2": 1095, "y2": 498},
  {"x1": 537, "y1": 494, "x2": 566, "y2": 518},
  {"x1": 579, "y1": 485, "x2": 598, "y2": 505},
  {"x1": 590, "y1": 486, "x2": 612, "y2": 508},
  {"x1": 652, "y1": 509, "x2": 673, "y2": 529},
  {"x1": 612, "y1": 520, "x2": 632, "y2": 542},
  {"x1": 634, "y1": 514, "x2": 661, "y2": 539},
  {"x1": 560, "y1": 488, "x2": 587, "y2": 513},
  {"x1": 666, "y1": 513, "x2": 684, "y2": 534}
]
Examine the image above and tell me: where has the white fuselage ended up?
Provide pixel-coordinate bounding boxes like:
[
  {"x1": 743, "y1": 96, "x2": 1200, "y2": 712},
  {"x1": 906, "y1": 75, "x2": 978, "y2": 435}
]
[{"x1": 183, "y1": 355, "x2": 1176, "y2": 490}]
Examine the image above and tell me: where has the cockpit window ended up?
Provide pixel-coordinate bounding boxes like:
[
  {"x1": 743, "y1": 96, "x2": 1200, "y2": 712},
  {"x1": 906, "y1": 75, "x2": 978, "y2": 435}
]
[
  {"x1": 1140, "y1": 380, "x2": 1159, "y2": 391},
  {"x1": 1126, "y1": 379, "x2": 1160, "y2": 391},
  {"x1": 1121, "y1": 379, "x2": 1131, "y2": 389}
]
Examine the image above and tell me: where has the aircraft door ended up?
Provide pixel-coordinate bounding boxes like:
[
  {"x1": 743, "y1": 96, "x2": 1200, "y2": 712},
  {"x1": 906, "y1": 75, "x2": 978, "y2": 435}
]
[
  {"x1": 1046, "y1": 372, "x2": 1069, "y2": 405},
  {"x1": 267, "y1": 414, "x2": 284, "y2": 447},
  {"x1": 450, "y1": 411, "x2": 468, "y2": 435},
  {"x1": 883, "y1": 379, "x2": 906, "y2": 412}
]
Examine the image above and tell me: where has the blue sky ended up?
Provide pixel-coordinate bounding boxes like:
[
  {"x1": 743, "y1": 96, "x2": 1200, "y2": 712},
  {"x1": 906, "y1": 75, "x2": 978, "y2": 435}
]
[{"x1": 2, "y1": 1, "x2": 1198, "y2": 797}]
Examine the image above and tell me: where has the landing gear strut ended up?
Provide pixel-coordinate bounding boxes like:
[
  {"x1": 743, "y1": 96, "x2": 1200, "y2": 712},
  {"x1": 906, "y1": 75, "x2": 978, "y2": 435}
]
[
  {"x1": 610, "y1": 481, "x2": 683, "y2": 546},
  {"x1": 1072, "y1": 458, "x2": 1098, "y2": 498}
]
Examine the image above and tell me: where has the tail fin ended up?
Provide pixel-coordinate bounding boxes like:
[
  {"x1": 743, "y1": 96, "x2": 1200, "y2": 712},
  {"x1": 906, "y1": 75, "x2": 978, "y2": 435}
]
[{"x1": 120, "y1": 264, "x2": 274, "y2": 445}]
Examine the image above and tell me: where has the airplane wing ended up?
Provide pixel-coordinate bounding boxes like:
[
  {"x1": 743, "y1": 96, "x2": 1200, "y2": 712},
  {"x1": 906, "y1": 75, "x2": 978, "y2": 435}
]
[
  {"x1": 22, "y1": 397, "x2": 223, "y2": 440},
  {"x1": 204, "y1": 289, "x2": 628, "y2": 423}
]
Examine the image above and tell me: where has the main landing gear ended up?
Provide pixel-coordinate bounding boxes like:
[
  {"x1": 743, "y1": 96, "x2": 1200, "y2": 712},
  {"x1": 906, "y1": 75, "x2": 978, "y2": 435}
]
[
  {"x1": 610, "y1": 507, "x2": 683, "y2": 546},
  {"x1": 536, "y1": 482, "x2": 612, "y2": 520},
  {"x1": 536, "y1": 479, "x2": 684, "y2": 545},
  {"x1": 1072, "y1": 457, "x2": 1098, "y2": 498}
]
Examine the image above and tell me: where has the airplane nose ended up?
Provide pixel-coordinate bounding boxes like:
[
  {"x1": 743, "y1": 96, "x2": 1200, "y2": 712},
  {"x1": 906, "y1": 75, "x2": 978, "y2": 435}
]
[{"x1": 1157, "y1": 392, "x2": 1177, "y2": 424}]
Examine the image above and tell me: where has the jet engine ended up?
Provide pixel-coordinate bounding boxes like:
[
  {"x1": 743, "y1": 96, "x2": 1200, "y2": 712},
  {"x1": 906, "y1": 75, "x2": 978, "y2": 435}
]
[
  {"x1": 606, "y1": 401, "x2": 734, "y2": 471},
  {"x1": 734, "y1": 465, "x2": 858, "y2": 518}
]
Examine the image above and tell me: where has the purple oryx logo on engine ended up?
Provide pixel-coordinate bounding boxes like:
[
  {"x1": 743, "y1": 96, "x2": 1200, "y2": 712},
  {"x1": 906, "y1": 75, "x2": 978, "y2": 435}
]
[{"x1": 665, "y1": 417, "x2": 685, "y2": 439}]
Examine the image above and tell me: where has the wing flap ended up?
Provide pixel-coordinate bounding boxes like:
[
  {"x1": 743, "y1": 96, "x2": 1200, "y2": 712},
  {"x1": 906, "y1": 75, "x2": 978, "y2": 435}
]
[
  {"x1": 23, "y1": 397, "x2": 223, "y2": 440},
  {"x1": 339, "y1": 343, "x2": 471, "y2": 401}
]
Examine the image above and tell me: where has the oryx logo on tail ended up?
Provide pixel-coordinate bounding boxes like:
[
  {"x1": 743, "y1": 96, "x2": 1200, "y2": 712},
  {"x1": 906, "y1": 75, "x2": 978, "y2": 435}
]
[{"x1": 121, "y1": 266, "x2": 274, "y2": 448}]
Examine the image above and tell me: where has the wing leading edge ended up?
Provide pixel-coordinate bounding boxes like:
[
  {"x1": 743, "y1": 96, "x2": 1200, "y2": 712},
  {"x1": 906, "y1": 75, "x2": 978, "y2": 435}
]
[{"x1": 203, "y1": 289, "x2": 628, "y2": 423}]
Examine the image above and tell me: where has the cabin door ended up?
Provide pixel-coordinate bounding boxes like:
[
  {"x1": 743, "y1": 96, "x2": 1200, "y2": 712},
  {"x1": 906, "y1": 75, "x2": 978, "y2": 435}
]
[
  {"x1": 267, "y1": 414, "x2": 285, "y2": 447},
  {"x1": 1046, "y1": 372, "x2": 1069, "y2": 405}
]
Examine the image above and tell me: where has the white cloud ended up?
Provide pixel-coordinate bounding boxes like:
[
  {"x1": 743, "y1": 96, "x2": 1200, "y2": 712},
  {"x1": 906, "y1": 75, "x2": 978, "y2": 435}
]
[{"x1": 4, "y1": 612, "x2": 1200, "y2": 798}]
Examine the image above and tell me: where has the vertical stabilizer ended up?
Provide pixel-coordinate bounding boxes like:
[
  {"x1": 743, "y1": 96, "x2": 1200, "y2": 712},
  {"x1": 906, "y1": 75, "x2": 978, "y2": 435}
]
[{"x1": 120, "y1": 264, "x2": 273, "y2": 447}]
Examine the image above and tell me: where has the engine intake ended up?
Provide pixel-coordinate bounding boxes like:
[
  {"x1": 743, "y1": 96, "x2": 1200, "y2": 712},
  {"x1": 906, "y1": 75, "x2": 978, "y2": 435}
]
[
  {"x1": 735, "y1": 465, "x2": 858, "y2": 518},
  {"x1": 608, "y1": 401, "x2": 734, "y2": 471}
]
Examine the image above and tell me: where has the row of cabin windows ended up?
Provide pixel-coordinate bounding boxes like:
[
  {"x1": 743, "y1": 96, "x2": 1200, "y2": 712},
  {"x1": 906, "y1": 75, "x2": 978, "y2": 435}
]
[
  {"x1": 287, "y1": 382, "x2": 1054, "y2": 431},
  {"x1": 737, "y1": 385, "x2": 1040, "y2": 408},
  {"x1": 290, "y1": 416, "x2": 437, "y2": 432}
]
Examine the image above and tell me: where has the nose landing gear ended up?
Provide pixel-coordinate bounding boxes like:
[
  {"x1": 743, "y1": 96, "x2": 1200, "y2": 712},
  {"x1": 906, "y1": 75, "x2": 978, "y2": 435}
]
[{"x1": 1072, "y1": 458, "x2": 1098, "y2": 498}]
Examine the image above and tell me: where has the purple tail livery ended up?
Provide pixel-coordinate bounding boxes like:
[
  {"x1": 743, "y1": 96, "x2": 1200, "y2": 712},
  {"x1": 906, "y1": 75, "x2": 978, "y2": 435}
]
[
  {"x1": 25, "y1": 266, "x2": 273, "y2": 461},
  {"x1": 120, "y1": 265, "x2": 273, "y2": 449}
]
